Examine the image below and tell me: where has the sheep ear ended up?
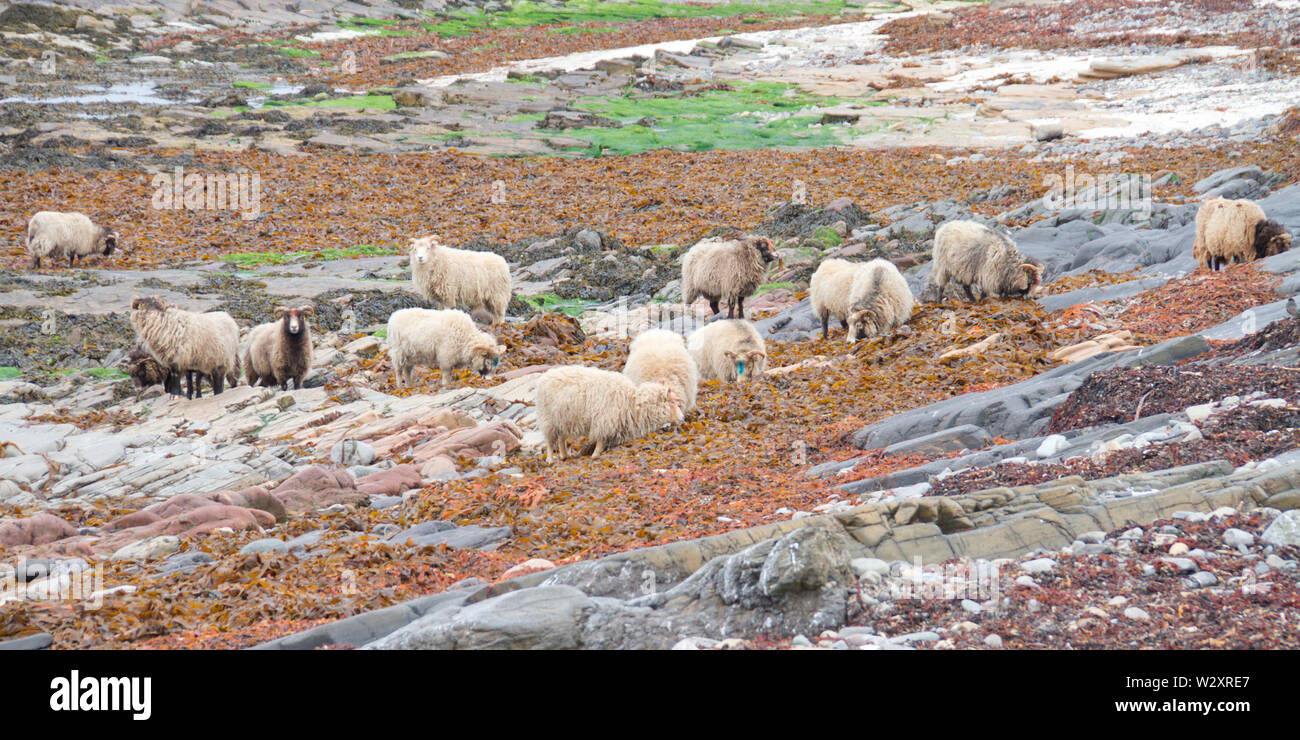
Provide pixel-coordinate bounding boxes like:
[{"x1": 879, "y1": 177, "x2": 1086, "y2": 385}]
[
  {"x1": 723, "y1": 350, "x2": 738, "y2": 360},
  {"x1": 1019, "y1": 263, "x2": 1043, "y2": 283}
]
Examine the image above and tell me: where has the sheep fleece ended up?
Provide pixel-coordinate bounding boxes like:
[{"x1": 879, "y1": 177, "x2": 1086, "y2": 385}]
[
  {"x1": 623, "y1": 329, "x2": 699, "y2": 413},
  {"x1": 688, "y1": 319, "x2": 767, "y2": 381}
]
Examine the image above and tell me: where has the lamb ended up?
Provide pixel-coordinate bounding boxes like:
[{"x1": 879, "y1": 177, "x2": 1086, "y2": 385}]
[
  {"x1": 130, "y1": 296, "x2": 240, "y2": 399},
  {"x1": 688, "y1": 319, "x2": 767, "y2": 381},
  {"x1": 623, "y1": 329, "x2": 699, "y2": 414},
  {"x1": 681, "y1": 235, "x2": 777, "y2": 319},
  {"x1": 408, "y1": 235, "x2": 511, "y2": 323},
  {"x1": 244, "y1": 305, "x2": 315, "y2": 391},
  {"x1": 1192, "y1": 197, "x2": 1293, "y2": 271},
  {"x1": 810, "y1": 258, "x2": 861, "y2": 339},
  {"x1": 534, "y1": 365, "x2": 684, "y2": 462},
  {"x1": 386, "y1": 307, "x2": 506, "y2": 389},
  {"x1": 928, "y1": 220, "x2": 1043, "y2": 301},
  {"x1": 26, "y1": 211, "x2": 118, "y2": 269},
  {"x1": 845, "y1": 258, "x2": 915, "y2": 342}
]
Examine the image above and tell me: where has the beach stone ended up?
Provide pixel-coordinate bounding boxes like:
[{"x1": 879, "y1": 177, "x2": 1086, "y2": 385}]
[
  {"x1": 111, "y1": 535, "x2": 181, "y2": 561},
  {"x1": 983, "y1": 634, "x2": 1003, "y2": 648},
  {"x1": 1223, "y1": 528, "x2": 1254, "y2": 549},
  {"x1": 1261, "y1": 511, "x2": 1300, "y2": 548},
  {"x1": 239, "y1": 538, "x2": 289, "y2": 555},
  {"x1": 1021, "y1": 558, "x2": 1055, "y2": 573},
  {"x1": 1123, "y1": 607, "x2": 1150, "y2": 621},
  {"x1": 365, "y1": 585, "x2": 593, "y2": 650},
  {"x1": 331, "y1": 439, "x2": 376, "y2": 467}
]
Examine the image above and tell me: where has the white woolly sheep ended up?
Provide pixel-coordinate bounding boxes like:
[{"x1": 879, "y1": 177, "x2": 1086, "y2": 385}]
[
  {"x1": 845, "y1": 258, "x2": 915, "y2": 342},
  {"x1": 1193, "y1": 197, "x2": 1293, "y2": 271},
  {"x1": 687, "y1": 319, "x2": 767, "y2": 382},
  {"x1": 929, "y1": 220, "x2": 1043, "y2": 301},
  {"x1": 534, "y1": 365, "x2": 684, "y2": 462},
  {"x1": 129, "y1": 296, "x2": 240, "y2": 399},
  {"x1": 409, "y1": 235, "x2": 511, "y2": 323},
  {"x1": 386, "y1": 307, "x2": 506, "y2": 389},
  {"x1": 681, "y1": 235, "x2": 777, "y2": 319},
  {"x1": 810, "y1": 258, "x2": 861, "y2": 339},
  {"x1": 623, "y1": 329, "x2": 699, "y2": 414},
  {"x1": 245, "y1": 305, "x2": 315, "y2": 391},
  {"x1": 26, "y1": 211, "x2": 118, "y2": 269}
]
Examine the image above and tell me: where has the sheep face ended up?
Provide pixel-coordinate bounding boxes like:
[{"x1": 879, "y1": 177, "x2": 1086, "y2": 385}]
[
  {"x1": 276, "y1": 305, "x2": 314, "y2": 336},
  {"x1": 637, "y1": 383, "x2": 684, "y2": 428},
  {"x1": 1254, "y1": 220, "x2": 1293, "y2": 260},
  {"x1": 747, "y1": 236, "x2": 776, "y2": 264},
  {"x1": 1007, "y1": 263, "x2": 1044, "y2": 298},
  {"x1": 100, "y1": 228, "x2": 119, "y2": 256},
  {"x1": 409, "y1": 236, "x2": 440, "y2": 265},
  {"x1": 723, "y1": 348, "x2": 767, "y2": 379},
  {"x1": 469, "y1": 341, "x2": 506, "y2": 377},
  {"x1": 131, "y1": 296, "x2": 167, "y2": 313}
]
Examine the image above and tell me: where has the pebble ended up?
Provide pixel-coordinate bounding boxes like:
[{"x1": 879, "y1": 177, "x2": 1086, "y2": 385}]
[
  {"x1": 961, "y1": 599, "x2": 982, "y2": 614},
  {"x1": 1169, "y1": 542, "x2": 1189, "y2": 556},
  {"x1": 1078, "y1": 531, "x2": 1106, "y2": 544},
  {"x1": 850, "y1": 557, "x2": 891, "y2": 578},
  {"x1": 1160, "y1": 557, "x2": 1198, "y2": 573},
  {"x1": 1107, "y1": 596, "x2": 1128, "y2": 606},
  {"x1": 239, "y1": 538, "x2": 289, "y2": 555},
  {"x1": 983, "y1": 634, "x2": 1003, "y2": 648},
  {"x1": 1223, "y1": 528, "x2": 1254, "y2": 548},
  {"x1": 1014, "y1": 575, "x2": 1037, "y2": 587},
  {"x1": 1020, "y1": 558, "x2": 1055, "y2": 573},
  {"x1": 791, "y1": 635, "x2": 813, "y2": 648},
  {"x1": 1124, "y1": 607, "x2": 1150, "y2": 622},
  {"x1": 1184, "y1": 572, "x2": 1218, "y2": 588}
]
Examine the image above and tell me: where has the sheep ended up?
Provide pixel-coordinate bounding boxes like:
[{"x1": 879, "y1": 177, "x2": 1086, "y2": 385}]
[
  {"x1": 623, "y1": 329, "x2": 699, "y2": 414},
  {"x1": 1192, "y1": 197, "x2": 1293, "y2": 271},
  {"x1": 386, "y1": 307, "x2": 506, "y2": 389},
  {"x1": 681, "y1": 235, "x2": 777, "y2": 319},
  {"x1": 26, "y1": 211, "x2": 118, "y2": 269},
  {"x1": 129, "y1": 296, "x2": 240, "y2": 399},
  {"x1": 688, "y1": 319, "x2": 767, "y2": 382},
  {"x1": 845, "y1": 258, "x2": 915, "y2": 342},
  {"x1": 929, "y1": 220, "x2": 1043, "y2": 301},
  {"x1": 244, "y1": 305, "x2": 315, "y2": 391},
  {"x1": 534, "y1": 365, "x2": 684, "y2": 462},
  {"x1": 123, "y1": 343, "x2": 171, "y2": 391},
  {"x1": 810, "y1": 258, "x2": 861, "y2": 339},
  {"x1": 408, "y1": 235, "x2": 511, "y2": 323}
]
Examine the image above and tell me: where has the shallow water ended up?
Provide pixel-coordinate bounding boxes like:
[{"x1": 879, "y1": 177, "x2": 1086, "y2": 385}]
[{"x1": 0, "y1": 82, "x2": 184, "y2": 106}]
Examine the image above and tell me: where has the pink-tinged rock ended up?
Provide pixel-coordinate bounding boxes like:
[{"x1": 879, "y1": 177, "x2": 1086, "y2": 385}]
[
  {"x1": 356, "y1": 464, "x2": 423, "y2": 496},
  {"x1": 500, "y1": 558, "x2": 556, "y2": 580},
  {"x1": 369, "y1": 429, "x2": 429, "y2": 458},
  {"x1": 828, "y1": 243, "x2": 870, "y2": 259},
  {"x1": 420, "y1": 455, "x2": 457, "y2": 479},
  {"x1": 419, "y1": 408, "x2": 476, "y2": 430},
  {"x1": 410, "y1": 421, "x2": 523, "y2": 463},
  {"x1": 0, "y1": 513, "x2": 77, "y2": 547},
  {"x1": 826, "y1": 197, "x2": 856, "y2": 212},
  {"x1": 269, "y1": 465, "x2": 368, "y2": 514}
]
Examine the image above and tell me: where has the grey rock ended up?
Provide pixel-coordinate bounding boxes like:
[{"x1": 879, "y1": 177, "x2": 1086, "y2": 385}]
[
  {"x1": 1261, "y1": 511, "x2": 1300, "y2": 548},
  {"x1": 0, "y1": 632, "x2": 52, "y2": 650},
  {"x1": 239, "y1": 538, "x2": 289, "y2": 555},
  {"x1": 882, "y1": 424, "x2": 991, "y2": 456},
  {"x1": 366, "y1": 585, "x2": 592, "y2": 650},
  {"x1": 330, "y1": 439, "x2": 376, "y2": 467}
]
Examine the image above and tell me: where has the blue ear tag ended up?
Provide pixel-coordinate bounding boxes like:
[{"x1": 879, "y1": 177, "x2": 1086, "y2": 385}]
[
  {"x1": 736, "y1": 361, "x2": 745, "y2": 376},
  {"x1": 492, "y1": 358, "x2": 500, "y2": 367}
]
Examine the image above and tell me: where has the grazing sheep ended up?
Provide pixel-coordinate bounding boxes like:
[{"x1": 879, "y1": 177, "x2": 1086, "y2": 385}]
[
  {"x1": 623, "y1": 329, "x2": 699, "y2": 414},
  {"x1": 845, "y1": 258, "x2": 915, "y2": 342},
  {"x1": 129, "y1": 296, "x2": 240, "y2": 399},
  {"x1": 681, "y1": 235, "x2": 777, "y2": 319},
  {"x1": 810, "y1": 258, "x2": 861, "y2": 339},
  {"x1": 1193, "y1": 197, "x2": 1293, "y2": 271},
  {"x1": 688, "y1": 319, "x2": 767, "y2": 382},
  {"x1": 409, "y1": 235, "x2": 511, "y2": 323},
  {"x1": 26, "y1": 211, "x2": 118, "y2": 269},
  {"x1": 123, "y1": 343, "x2": 171, "y2": 391},
  {"x1": 386, "y1": 307, "x2": 506, "y2": 389},
  {"x1": 535, "y1": 365, "x2": 684, "y2": 462},
  {"x1": 929, "y1": 220, "x2": 1043, "y2": 301},
  {"x1": 245, "y1": 305, "x2": 315, "y2": 391}
]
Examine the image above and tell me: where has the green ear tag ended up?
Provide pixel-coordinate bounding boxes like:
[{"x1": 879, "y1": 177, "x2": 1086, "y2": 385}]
[{"x1": 736, "y1": 361, "x2": 745, "y2": 376}]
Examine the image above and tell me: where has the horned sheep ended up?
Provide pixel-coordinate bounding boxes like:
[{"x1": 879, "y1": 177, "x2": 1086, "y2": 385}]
[
  {"x1": 681, "y1": 235, "x2": 777, "y2": 319},
  {"x1": 409, "y1": 235, "x2": 511, "y2": 323},
  {"x1": 623, "y1": 329, "x2": 699, "y2": 413},
  {"x1": 245, "y1": 305, "x2": 315, "y2": 391},
  {"x1": 687, "y1": 319, "x2": 767, "y2": 381},
  {"x1": 928, "y1": 220, "x2": 1043, "y2": 301},
  {"x1": 534, "y1": 365, "x2": 684, "y2": 462},
  {"x1": 1192, "y1": 197, "x2": 1292, "y2": 271},
  {"x1": 26, "y1": 211, "x2": 118, "y2": 269},
  {"x1": 129, "y1": 296, "x2": 240, "y2": 399},
  {"x1": 386, "y1": 308, "x2": 506, "y2": 389}
]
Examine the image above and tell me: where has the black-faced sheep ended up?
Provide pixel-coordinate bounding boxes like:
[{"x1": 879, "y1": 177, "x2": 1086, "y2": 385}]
[
  {"x1": 534, "y1": 365, "x2": 684, "y2": 462},
  {"x1": 129, "y1": 296, "x2": 240, "y2": 399},
  {"x1": 929, "y1": 220, "x2": 1043, "y2": 301},
  {"x1": 623, "y1": 329, "x2": 699, "y2": 413},
  {"x1": 409, "y1": 235, "x2": 511, "y2": 323},
  {"x1": 681, "y1": 235, "x2": 777, "y2": 319},
  {"x1": 846, "y1": 258, "x2": 915, "y2": 342},
  {"x1": 245, "y1": 305, "x2": 315, "y2": 391},
  {"x1": 386, "y1": 307, "x2": 506, "y2": 389},
  {"x1": 1193, "y1": 197, "x2": 1293, "y2": 271},
  {"x1": 26, "y1": 211, "x2": 118, "y2": 269},
  {"x1": 687, "y1": 319, "x2": 767, "y2": 381}
]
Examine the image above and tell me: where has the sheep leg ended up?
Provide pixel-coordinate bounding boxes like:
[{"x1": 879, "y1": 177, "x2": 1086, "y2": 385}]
[
  {"x1": 212, "y1": 372, "x2": 224, "y2": 395},
  {"x1": 708, "y1": 299, "x2": 721, "y2": 316},
  {"x1": 591, "y1": 439, "x2": 605, "y2": 458},
  {"x1": 820, "y1": 311, "x2": 830, "y2": 339},
  {"x1": 31, "y1": 256, "x2": 41, "y2": 269},
  {"x1": 68, "y1": 254, "x2": 76, "y2": 268},
  {"x1": 735, "y1": 295, "x2": 745, "y2": 320}
]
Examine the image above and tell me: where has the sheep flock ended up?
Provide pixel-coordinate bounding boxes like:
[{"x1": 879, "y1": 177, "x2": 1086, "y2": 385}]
[{"x1": 25, "y1": 198, "x2": 1295, "y2": 461}]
